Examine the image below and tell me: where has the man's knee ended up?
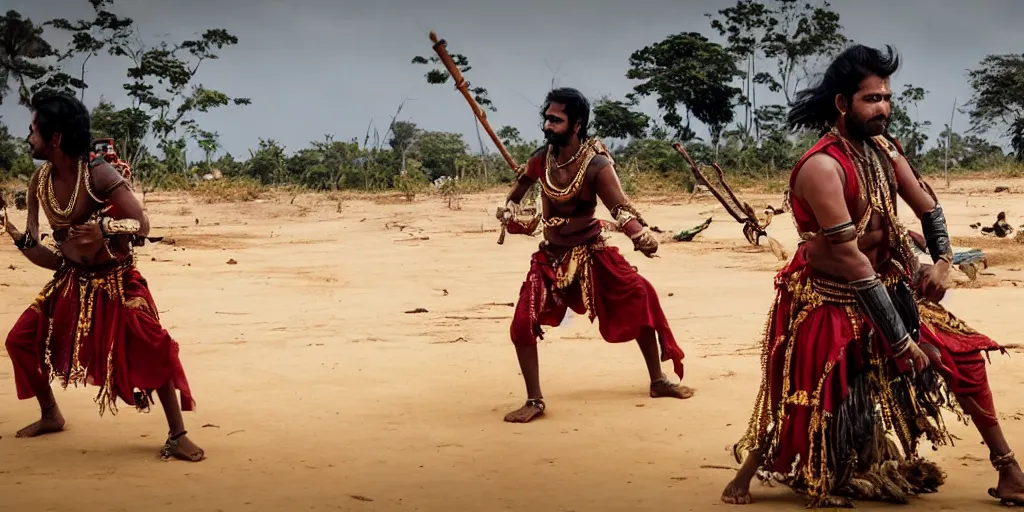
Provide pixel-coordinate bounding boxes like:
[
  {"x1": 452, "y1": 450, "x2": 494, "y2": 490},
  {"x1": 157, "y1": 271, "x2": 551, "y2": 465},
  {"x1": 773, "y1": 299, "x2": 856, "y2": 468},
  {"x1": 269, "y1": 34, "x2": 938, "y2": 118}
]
[
  {"x1": 956, "y1": 390, "x2": 999, "y2": 428},
  {"x1": 510, "y1": 316, "x2": 538, "y2": 346},
  {"x1": 6, "y1": 308, "x2": 41, "y2": 355}
]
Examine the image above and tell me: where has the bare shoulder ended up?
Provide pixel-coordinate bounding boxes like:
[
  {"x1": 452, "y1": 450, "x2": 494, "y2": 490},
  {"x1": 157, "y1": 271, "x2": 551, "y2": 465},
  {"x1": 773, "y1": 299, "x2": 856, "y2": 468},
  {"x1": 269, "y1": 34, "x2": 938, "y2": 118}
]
[
  {"x1": 88, "y1": 160, "x2": 126, "y2": 194},
  {"x1": 587, "y1": 154, "x2": 614, "y2": 180},
  {"x1": 793, "y1": 152, "x2": 843, "y2": 195},
  {"x1": 589, "y1": 154, "x2": 612, "y2": 170}
]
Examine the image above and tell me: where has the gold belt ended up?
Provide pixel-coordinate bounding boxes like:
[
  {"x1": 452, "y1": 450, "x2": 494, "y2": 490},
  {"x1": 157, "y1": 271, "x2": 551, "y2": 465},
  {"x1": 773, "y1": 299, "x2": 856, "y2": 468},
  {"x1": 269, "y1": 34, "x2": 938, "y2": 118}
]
[
  {"x1": 807, "y1": 265, "x2": 905, "y2": 305},
  {"x1": 543, "y1": 216, "x2": 569, "y2": 228}
]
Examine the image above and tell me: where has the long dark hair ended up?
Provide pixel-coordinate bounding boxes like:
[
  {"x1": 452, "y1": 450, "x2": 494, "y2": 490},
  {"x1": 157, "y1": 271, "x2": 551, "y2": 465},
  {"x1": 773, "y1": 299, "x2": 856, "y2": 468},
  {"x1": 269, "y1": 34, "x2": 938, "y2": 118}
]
[
  {"x1": 541, "y1": 87, "x2": 591, "y2": 140},
  {"x1": 787, "y1": 44, "x2": 900, "y2": 134},
  {"x1": 31, "y1": 89, "x2": 92, "y2": 158}
]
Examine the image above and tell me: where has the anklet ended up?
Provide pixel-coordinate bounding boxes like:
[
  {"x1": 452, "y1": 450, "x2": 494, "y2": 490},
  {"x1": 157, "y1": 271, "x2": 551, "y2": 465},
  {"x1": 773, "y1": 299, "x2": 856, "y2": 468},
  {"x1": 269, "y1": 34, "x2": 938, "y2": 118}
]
[{"x1": 992, "y1": 451, "x2": 1018, "y2": 471}]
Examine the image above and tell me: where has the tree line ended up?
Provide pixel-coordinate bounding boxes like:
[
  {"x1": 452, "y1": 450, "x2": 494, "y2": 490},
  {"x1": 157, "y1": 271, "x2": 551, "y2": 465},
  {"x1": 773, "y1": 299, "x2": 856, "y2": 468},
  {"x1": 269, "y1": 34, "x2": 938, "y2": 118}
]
[{"x1": 1, "y1": 0, "x2": 1022, "y2": 196}]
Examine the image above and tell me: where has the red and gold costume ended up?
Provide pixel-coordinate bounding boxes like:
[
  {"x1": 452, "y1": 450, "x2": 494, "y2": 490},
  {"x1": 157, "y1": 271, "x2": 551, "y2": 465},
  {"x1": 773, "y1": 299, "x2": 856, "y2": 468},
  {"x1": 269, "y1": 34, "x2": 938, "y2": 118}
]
[
  {"x1": 732, "y1": 131, "x2": 1004, "y2": 504},
  {"x1": 5, "y1": 159, "x2": 194, "y2": 416},
  {"x1": 505, "y1": 139, "x2": 685, "y2": 379}
]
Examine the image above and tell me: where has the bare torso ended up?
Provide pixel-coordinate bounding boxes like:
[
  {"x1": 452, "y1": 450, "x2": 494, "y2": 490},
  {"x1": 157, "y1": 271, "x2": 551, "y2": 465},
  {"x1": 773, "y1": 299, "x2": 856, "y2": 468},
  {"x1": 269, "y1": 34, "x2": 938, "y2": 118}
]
[
  {"x1": 38, "y1": 161, "x2": 132, "y2": 267},
  {"x1": 536, "y1": 150, "x2": 611, "y2": 250},
  {"x1": 798, "y1": 147, "x2": 895, "y2": 279}
]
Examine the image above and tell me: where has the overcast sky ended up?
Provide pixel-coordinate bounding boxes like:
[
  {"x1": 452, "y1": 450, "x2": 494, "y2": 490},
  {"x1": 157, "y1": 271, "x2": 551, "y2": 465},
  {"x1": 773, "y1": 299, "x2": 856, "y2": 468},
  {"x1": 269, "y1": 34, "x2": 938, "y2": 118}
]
[{"x1": 4, "y1": 0, "x2": 1023, "y2": 161}]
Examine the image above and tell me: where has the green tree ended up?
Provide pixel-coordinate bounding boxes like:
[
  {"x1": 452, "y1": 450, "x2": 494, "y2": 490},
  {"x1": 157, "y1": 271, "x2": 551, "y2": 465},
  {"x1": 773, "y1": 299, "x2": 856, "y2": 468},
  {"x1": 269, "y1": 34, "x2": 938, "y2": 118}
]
[
  {"x1": 190, "y1": 128, "x2": 220, "y2": 166},
  {"x1": 497, "y1": 125, "x2": 539, "y2": 165},
  {"x1": 0, "y1": 10, "x2": 54, "y2": 105},
  {"x1": 46, "y1": 0, "x2": 133, "y2": 102},
  {"x1": 111, "y1": 28, "x2": 251, "y2": 172},
  {"x1": 245, "y1": 139, "x2": 286, "y2": 184},
  {"x1": 626, "y1": 31, "x2": 742, "y2": 149},
  {"x1": 388, "y1": 120, "x2": 420, "y2": 175},
  {"x1": 965, "y1": 53, "x2": 1024, "y2": 160},
  {"x1": 889, "y1": 84, "x2": 931, "y2": 162},
  {"x1": 592, "y1": 96, "x2": 650, "y2": 140},
  {"x1": 706, "y1": 0, "x2": 774, "y2": 138},
  {"x1": 759, "y1": 0, "x2": 847, "y2": 104},
  {"x1": 413, "y1": 131, "x2": 469, "y2": 180}
]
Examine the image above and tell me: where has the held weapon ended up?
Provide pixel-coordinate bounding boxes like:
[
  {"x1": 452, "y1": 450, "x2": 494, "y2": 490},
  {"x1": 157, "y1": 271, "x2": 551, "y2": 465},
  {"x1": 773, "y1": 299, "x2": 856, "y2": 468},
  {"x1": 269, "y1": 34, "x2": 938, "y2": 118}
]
[{"x1": 428, "y1": 31, "x2": 535, "y2": 244}]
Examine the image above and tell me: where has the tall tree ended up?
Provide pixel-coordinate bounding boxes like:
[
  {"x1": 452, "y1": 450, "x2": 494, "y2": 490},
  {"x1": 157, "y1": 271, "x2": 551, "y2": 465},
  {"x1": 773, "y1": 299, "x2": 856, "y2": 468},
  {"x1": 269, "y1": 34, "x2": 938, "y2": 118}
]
[
  {"x1": 111, "y1": 28, "x2": 251, "y2": 172},
  {"x1": 46, "y1": 0, "x2": 134, "y2": 102},
  {"x1": 626, "y1": 31, "x2": 742, "y2": 147},
  {"x1": 592, "y1": 96, "x2": 650, "y2": 140},
  {"x1": 0, "y1": 10, "x2": 54, "y2": 105},
  {"x1": 706, "y1": 0, "x2": 775, "y2": 138},
  {"x1": 388, "y1": 120, "x2": 420, "y2": 175},
  {"x1": 889, "y1": 84, "x2": 931, "y2": 162},
  {"x1": 759, "y1": 0, "x2": 847, "y2": 104},
  {"x1": 965, "y1": 53, "x2": 1024, "y2": 161}
]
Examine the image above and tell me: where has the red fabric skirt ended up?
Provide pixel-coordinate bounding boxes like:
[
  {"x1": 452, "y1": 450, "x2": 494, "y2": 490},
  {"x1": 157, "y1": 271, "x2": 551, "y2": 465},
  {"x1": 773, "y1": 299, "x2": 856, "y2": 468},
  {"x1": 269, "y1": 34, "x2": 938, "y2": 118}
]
[
  {"x1": 735, "y1": 245, "x2": 1002, "y2": 501},
  {"x1": 5, "y1": 258, "x2": 195, "y2": 415},
  {"x1": 509, "y1": 240, "x2": 685, "y2": 379}
]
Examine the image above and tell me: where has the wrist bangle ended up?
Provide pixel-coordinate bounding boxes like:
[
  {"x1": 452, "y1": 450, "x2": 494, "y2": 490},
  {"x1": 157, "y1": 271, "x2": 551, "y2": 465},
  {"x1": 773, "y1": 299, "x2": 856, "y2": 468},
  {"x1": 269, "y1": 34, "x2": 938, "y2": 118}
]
[{"x1": 14, "y1": 232, "x2": 37, "y2": 250}]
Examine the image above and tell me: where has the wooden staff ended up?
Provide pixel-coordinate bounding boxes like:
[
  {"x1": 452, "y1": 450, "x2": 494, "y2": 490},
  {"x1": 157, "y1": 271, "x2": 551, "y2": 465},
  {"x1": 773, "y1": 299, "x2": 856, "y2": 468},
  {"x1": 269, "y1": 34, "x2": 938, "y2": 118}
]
[
  {"x1": 429, "y1": 31, "x2": 521, "y2": 244},
  {"x1": 429, "y1": 31, "x2": 517, "y2": 171}
]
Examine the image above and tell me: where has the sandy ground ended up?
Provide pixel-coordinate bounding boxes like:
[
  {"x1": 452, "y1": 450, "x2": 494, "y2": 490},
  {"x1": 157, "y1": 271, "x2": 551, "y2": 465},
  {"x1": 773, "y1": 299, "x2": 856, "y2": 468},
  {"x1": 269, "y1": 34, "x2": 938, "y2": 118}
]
[{"x1": 2, "y1": 178, "x2": 1024, "y2": 511}]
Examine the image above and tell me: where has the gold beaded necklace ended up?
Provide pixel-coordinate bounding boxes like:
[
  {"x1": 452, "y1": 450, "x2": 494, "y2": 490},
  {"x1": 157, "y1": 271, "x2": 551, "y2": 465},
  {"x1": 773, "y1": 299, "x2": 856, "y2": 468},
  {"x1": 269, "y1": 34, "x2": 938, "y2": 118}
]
[
  {"x1": 542, "y1": 138, "x2": 598, "y2": 201},
  {"x1": 38, "y1": 160, "x2": 84, "y2": 226}
]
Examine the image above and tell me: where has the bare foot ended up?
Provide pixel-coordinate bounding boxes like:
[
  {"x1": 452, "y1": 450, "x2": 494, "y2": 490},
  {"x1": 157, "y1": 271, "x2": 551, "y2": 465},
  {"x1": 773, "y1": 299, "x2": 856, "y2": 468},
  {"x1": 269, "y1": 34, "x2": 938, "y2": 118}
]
[
  {"x1": 160, "y1": 432, "x2": 205, "y2": 462},
  {"x1": 988, "y1": 464, "x2": 1024, "y2": 505},
  {"x1": 721, "y1": 479, "x2": 753, "y2": 505},
  {"x1": 15, "y1": 405, "x2": 65, "y2": 438},
  {"x1": 503, "y1": 398, "x2": 545, "y2": 423},
  {"x1": 650, "y1": 378, "x2": 695, "y2": 399}
]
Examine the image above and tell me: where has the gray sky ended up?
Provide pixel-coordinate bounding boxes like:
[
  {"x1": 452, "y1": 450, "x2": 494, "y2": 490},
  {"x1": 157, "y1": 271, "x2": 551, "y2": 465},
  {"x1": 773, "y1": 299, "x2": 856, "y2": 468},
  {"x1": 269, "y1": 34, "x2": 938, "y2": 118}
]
[{"x1": 4, "y1": 0, "x2": 1023, "y2": 161}]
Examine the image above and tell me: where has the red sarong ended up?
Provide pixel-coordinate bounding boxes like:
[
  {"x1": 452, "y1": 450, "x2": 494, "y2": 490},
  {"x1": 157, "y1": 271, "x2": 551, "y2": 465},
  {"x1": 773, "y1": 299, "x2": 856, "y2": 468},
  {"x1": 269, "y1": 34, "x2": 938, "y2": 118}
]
[
  {"x1": 735, "y1": 245, "x2": 1003, "y2": 502},
  {"x1": 509, "y1": 239, "x2": 685, "y2": 379},
  {"x1": 5, "y1": 258, "x2": 195, "y2": 415}
]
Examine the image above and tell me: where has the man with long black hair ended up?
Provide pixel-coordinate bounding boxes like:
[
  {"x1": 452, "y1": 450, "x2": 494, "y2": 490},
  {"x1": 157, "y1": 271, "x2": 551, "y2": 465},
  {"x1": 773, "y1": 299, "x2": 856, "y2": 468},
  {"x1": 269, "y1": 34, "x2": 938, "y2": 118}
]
[
  {"x1": 497, "y1": 87, "x2": 694, "y2": 423},
  {"x1": 3, "y1": 90, "x2": 203, "y2": 462},
  {"x1": 720, "y1": 45, "x2": 1024, "y2": 507}
]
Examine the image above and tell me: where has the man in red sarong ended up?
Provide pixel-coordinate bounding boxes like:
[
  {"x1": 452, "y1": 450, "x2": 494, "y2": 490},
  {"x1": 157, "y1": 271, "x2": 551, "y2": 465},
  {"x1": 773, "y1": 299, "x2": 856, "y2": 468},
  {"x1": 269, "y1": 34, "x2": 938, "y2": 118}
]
[
  {"x1": 497, "y1": 88, "x2": 694, "y2": 423},
  {"x1": 2, "y1": 90, "x2": 203, "y2": 461},
  {"x1": 719, "y1": 45, "x2": 1024, "y2": 507}
]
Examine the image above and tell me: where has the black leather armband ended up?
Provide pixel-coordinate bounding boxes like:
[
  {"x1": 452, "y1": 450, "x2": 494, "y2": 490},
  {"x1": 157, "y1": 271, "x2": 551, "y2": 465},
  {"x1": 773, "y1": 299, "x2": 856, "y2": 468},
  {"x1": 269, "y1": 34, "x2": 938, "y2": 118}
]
[
  {"x1": 922, "y1": 204, "x2": 953, "y2": 264},
  {"x1": 851, "y1": 275, "x2": 912, "y2": 355}
]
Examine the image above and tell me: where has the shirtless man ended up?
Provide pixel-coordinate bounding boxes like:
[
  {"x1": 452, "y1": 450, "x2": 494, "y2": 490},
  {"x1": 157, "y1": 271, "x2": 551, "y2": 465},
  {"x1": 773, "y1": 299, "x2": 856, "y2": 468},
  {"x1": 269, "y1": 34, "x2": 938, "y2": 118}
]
[
  {"x1": 720, "y1": 44, "x2": 1024, "y2": 507},
  {"x1": 498, "y1": 87, "x2": 694, "y2": 423},
  {"x1": 3, "y1": 90, "x2": 203, "y2": 461}
]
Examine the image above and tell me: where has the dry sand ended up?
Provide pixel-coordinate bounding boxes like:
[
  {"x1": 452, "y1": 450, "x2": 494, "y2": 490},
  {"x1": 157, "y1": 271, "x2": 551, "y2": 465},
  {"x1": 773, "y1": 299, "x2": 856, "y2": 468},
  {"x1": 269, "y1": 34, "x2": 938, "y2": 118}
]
[{"x1": 1, "y1": 178, "x2": 1024, "y2": 511}]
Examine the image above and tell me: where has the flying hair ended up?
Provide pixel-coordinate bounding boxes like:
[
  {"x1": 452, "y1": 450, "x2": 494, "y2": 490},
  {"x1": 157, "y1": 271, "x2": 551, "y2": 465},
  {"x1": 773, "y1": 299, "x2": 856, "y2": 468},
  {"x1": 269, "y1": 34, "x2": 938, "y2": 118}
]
[{"x1": 787, "y1": 44, "x2": 900, "y2": 134}]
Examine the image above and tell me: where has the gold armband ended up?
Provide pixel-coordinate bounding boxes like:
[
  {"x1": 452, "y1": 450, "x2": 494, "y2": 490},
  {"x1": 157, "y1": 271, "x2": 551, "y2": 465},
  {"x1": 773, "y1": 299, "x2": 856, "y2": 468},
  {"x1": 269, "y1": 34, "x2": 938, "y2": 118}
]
[
  {"x1": 610, "y1": 202, "x2": 648, "y2": 229},
  {"x1": 100, "y1": 217, "x2": 142, "y2": 236},
  {"x1": 822, "y1": 221, "x2": 857, "y2": 244}
]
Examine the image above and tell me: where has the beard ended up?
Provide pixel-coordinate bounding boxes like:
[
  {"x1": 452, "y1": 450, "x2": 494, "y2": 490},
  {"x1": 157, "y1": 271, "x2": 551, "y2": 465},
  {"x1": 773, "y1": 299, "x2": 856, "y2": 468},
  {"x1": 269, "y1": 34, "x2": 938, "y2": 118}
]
[
  {"x1": 544, "y1": 129, "x2": 571, "y2": 149},
  {"x1": 846, "y1": 114, "x2": 889, "y2": 140}
]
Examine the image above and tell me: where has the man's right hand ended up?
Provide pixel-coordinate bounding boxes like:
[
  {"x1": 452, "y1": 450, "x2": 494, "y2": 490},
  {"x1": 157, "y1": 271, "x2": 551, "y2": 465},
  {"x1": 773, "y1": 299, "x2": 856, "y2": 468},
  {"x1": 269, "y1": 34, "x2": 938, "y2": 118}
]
[
  {"x1": 898, "y1": 341, "x2": 931, "y2": 374},
  {"x1": 496, "y1": 200, "x2": 519, "y2": 223}
]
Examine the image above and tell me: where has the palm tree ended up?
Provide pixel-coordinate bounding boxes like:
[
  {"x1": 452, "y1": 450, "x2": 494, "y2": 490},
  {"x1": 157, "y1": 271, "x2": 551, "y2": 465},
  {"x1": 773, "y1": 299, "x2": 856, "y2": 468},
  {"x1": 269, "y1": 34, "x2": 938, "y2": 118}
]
[{"x1": 0, "y1": 10, "x2": 54, "y2": 106}]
